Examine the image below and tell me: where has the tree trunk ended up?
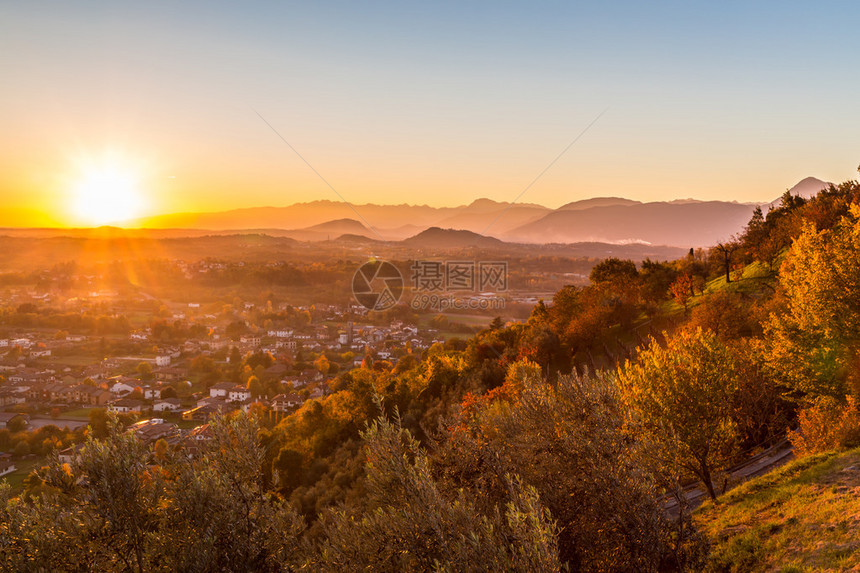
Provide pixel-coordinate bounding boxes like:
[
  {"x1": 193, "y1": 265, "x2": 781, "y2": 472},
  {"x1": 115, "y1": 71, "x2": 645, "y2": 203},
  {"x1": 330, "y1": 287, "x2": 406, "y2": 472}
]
[{"x1": 699, "y1": 460, "x2": 717, "y2": 501}]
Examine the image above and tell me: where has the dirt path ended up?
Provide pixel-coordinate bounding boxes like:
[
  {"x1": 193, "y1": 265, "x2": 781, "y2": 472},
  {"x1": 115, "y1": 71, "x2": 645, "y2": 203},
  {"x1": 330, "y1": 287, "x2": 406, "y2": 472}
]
[{"x1": 663, "y1": 439, "x2": 795, "y2": 517}]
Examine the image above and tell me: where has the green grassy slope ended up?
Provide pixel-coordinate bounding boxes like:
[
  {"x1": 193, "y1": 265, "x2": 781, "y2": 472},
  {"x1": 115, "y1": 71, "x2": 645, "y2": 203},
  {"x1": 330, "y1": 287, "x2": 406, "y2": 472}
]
[{"x1": 695, "y1": 448, "x2": 860, "y2": 572}]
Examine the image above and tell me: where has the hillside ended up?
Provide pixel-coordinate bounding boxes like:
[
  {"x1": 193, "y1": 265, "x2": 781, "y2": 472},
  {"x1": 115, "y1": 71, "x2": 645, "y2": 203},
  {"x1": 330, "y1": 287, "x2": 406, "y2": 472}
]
[{"x1": 696, "y1": 449, "x2": 860, "y2": 571}]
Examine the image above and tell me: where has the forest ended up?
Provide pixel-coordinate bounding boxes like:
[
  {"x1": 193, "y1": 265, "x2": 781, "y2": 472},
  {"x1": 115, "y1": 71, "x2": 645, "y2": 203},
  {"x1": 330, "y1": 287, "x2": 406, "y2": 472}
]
[{"x1": 3, "y1": 175, "x2": 860, "y2": 571}]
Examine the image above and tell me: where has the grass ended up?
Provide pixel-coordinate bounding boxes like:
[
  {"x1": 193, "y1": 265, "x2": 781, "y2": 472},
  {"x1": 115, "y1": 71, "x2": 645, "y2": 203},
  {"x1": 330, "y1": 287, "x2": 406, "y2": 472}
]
[
  {"x1": 695, "y1": 447, "x2": 860, "y2": 571},
  {"x1": 60, "y1": 408, "x2": 94, "y2": 419},
  {"x1": 175, "y1": 419, "x2": 204, "y2": 430},
  {"x1": 1, "y1": 457, "x2": 43, "y2": 491}
]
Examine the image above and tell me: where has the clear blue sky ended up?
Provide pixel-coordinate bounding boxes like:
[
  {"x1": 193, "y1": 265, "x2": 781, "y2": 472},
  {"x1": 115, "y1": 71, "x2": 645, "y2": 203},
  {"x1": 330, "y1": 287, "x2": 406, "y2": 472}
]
[{"x1": 1, "y1": 1, "x2": 859, "y2": 224}]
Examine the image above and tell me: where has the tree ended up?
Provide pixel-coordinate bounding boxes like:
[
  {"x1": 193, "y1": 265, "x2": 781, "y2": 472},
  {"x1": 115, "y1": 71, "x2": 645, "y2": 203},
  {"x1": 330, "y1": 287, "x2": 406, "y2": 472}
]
[
  {"x1": 669, "y1": 273, "x2": 694, "y2": 313},
  {"x1": 618, "y1": 328, "x2": 741, "y2": 500},
  {"x1": 6, "y1": 415, "x2": 27, "y2": 433},
  {"x1": 159, "y1": 386, "x2": 177, "y2": 399},
  {"x1": 313, "y1": 354, "x2": 331, "y2": 376},
  {"x1": 136, "y1": 362, "x2": 153, "y2": 380},
  {"x1": 246, "y1": 375, "x2": 264, "y2": 398},
  {"x1": 687, "y1": 291, "x2": 755, "y2": 340},
  {"x1": 589, "y1": 257, "x2": 638, "y2": 286},
  {"x1": 711, "y1": 240, "x2": 739, "y2": 283},
  {"x1": 640, "y1": 259, "x2": 678, "y2": 304},
  {"x1": 12, "y1": 440, "x2": 29, "y2": 457},
  {"x1": 315, "y1": 411, "x2": 561, "y2": 572},
  {"x1": 765, "y1": 210, "x2": 860, "y2": 399},
  {"x1": 446, "y1": 367, "x2": 706, "y2": 570},
  {"x1": 0, "y1": 413, "x2": 305, "y2": 571}
]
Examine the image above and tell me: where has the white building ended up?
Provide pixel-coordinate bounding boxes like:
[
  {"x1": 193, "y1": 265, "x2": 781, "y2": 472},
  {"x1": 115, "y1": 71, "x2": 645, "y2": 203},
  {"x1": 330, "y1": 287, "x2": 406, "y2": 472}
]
[
  {"x1": 228, "y1": 386, "x2": 252, "y2": 402},
  {"x1": 153, "y1": 398, "x2": 182, "y2": 412}
]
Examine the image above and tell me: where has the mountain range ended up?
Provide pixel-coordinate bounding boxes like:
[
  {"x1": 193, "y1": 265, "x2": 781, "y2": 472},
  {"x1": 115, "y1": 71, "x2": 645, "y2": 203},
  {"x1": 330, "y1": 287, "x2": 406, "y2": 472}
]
[{"x1": 120, "y1": 177, "x2": 830, "y2": 248}]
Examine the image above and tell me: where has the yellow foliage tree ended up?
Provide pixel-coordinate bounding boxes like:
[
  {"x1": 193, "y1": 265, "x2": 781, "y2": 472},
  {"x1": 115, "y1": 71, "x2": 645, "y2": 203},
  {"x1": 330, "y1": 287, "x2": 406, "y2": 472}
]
[
  {"x1": 618, "y1": 328, "x2": 740, "y2": 500},
  {"x1": 765, "y1": 206, "x2": 860, "y2": 399}
]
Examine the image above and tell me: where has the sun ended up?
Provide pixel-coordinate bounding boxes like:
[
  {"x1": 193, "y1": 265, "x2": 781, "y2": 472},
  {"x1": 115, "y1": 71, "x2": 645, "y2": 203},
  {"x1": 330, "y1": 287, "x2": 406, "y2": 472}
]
[{"x1": 69, "y1": 159, "x2": 146, "y2": 226}]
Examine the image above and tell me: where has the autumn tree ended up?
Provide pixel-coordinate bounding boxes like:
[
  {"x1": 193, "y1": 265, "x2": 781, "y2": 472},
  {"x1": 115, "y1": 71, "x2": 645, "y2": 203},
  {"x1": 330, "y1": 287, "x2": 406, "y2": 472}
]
[
  {"x1": 765, "y1": 208, "x2": 860, "y2": 399},
  {"x1": 0, "y1": 413, "x2": 305, "y2": 571},
  {"x1": 711, "y1": 240, "x2": 739, "y2": 283},
  {"x1": 442, "y1": 365, "x2": 706, "y2": 570},
  {"x1": 686, "y1": 291, "x2": 757, "y2": 340},
  {"x1": 618, "y1": 328, "x2": 741, "y2": 500},
  {"x1": 669, "y1": 273, "x2": 694, "y2": 313},
  {"x1": 315, "y1": 410, "x2": 561, "y2": 572}
]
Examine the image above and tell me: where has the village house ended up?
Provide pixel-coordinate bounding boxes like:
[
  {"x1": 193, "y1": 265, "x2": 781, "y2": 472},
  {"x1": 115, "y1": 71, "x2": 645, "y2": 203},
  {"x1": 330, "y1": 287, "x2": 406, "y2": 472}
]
[
  {"x1": 71, "y1": 385, "x2": 111, "y2": 406},
  {"x1": 142, "y1": 386, "x2": 162, "y2": 400},
  {"x1": 228, "y1": 386, "x2": 252, "y2": 402},
  {"x1": 154, "y1": 367, "x2": 186, "y2": 382},
  {"x1": 108, "y1": 398, "x2": 143, "y2": 413},
  {"x1": 239, "y1": 335, "x2": 261, "y2": 347},
  {"x1": 182, "y1": 403, "x2": 228, "y2": 422},
  {"x1": 0, "y1": 460, "x2": 17, "y2": 477},
  {"x1": 153, "y1": 397, "x2": 182, "y2": 412},
  {"x1": 0, "y1": 389, "x2": 25, "y2": 407},
  {"x1": 109, "y1": 377, "x2": 138, "y2": 395},
  {"x1": 209, "y1": 381, "x2": 234, "y2": 398},
  {"x1": 270, "y1": 392, "x2": 305, "y2": 412},
  {"x1": 128, "y1": 419, "x2": 179, "y2": 444},
  {"x1": 58, "y1": 444, "x2": 85, "y2": 464}
]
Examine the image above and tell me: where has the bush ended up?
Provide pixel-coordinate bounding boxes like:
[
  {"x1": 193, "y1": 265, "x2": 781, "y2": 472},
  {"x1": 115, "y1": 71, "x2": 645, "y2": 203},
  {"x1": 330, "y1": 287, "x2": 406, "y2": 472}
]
[{"x1": 788, "y1": 395, "x2": 860, "y2": 456}]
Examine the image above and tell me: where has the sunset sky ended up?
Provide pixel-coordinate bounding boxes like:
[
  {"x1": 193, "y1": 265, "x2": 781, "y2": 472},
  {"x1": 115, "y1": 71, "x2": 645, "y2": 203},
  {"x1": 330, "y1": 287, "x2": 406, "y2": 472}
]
[{"x1": 2, "y1": 1, "x2": 859, "y2": 227}]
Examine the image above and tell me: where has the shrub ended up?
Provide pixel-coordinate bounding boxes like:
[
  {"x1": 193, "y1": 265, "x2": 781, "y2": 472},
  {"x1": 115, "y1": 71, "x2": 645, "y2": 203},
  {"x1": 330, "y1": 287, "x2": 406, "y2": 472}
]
[{"x1": 788, "y1": 395, "x2": 860, "y2": 456}]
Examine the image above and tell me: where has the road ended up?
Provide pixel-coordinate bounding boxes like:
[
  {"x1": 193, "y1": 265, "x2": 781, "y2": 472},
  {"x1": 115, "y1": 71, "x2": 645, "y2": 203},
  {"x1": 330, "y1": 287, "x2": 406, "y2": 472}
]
[{"x1": 662, "y1": 438, "x2": 795, "y2": 518}]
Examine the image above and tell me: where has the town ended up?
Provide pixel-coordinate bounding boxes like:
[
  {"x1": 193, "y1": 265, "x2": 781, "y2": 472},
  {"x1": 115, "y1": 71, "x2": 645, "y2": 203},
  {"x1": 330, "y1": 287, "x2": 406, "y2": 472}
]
[{"x1": 0, "y1": 276, "x2": 456, "y2": 481}]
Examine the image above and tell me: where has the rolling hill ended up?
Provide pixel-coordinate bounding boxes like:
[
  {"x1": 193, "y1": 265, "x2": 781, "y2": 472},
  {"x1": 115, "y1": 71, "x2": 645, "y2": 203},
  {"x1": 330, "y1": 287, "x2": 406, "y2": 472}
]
[{"x1": 402, "y1": 227, "x2": 506, "y2": 249}]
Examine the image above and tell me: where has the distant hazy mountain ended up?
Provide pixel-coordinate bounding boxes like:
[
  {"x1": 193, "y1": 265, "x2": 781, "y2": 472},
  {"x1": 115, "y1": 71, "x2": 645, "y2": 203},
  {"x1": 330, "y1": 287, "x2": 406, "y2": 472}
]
[
  {"x1": 505, "y1": 201, "x2": 755, "y2": 247},
  {"x1": 276, "y1": 218, "x2": 375, "y2": 241},
  {"x1": 435, "y1": 205, "x2": 550, "y2": 236},
  {"x1": 558, "y1": 197, "x2": 641, "y2": 210},
  {"x1": 402, "y1": 227, "x2": 505, "y2": 249},
  {"x1": 766, "y1": 177, "x2": 830, "y2": 210},
  {"x1": 118, "y1": 177, "x2": 829, "y2": 248}
]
